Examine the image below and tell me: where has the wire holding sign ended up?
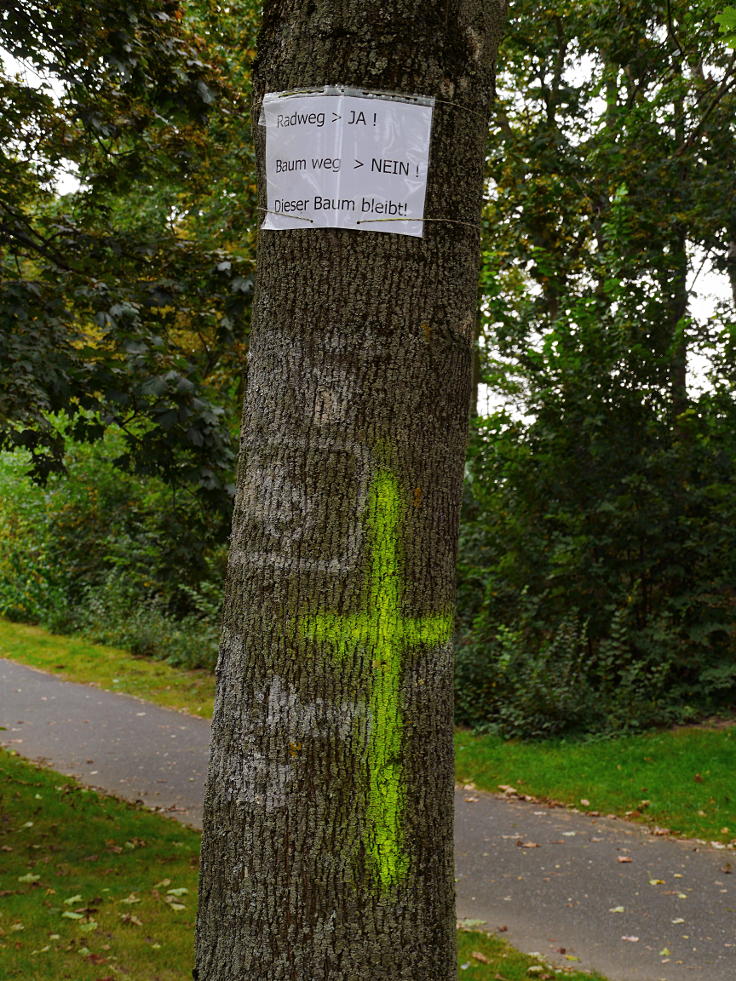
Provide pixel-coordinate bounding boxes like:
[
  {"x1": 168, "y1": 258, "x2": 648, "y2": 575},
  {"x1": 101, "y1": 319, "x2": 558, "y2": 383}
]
[{"x1": 260, "y1": 87, "x2": 434, "y2": 238}]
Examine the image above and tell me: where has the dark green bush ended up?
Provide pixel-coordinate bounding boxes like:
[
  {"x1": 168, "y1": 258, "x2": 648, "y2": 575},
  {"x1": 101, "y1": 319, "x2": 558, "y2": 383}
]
[
  {"x1": 0, "y1": 423, "x2": 227, "y2": 669},
  {"x1": 75, "y1": 570, "x2": 219, "y2": 670},
  {"x1": 455, "y1": 391, "x2": 736, "y2": 739}
]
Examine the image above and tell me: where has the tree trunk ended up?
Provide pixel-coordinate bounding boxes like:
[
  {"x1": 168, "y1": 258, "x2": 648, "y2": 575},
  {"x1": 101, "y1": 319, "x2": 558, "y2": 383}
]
[
  {"x1": 195, "y1": 3, "x2": 504, "y2": 979},
  {"x1": 667, "y1": 223, "x2": 689, "y2": 421},
  {"x1": 668, "y1": 91, "x2": 688, "y2": 422},
  {"x1": 726, "y1": 231, "x2": 736, "y2": 309}
]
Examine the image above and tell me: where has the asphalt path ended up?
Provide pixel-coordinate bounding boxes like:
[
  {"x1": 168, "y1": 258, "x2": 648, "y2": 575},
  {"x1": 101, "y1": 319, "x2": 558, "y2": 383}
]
[{"x1": 1, "y1": 657, "x2": 734, "y2": 981}]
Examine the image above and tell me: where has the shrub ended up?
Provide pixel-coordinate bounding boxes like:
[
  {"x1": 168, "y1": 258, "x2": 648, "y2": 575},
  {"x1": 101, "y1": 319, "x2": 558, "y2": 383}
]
[
  {"x1": 76, "y1": 570, "x2": 219, "y2": 670},
  {"x1": 455, "y1": 399, "x2": 736, "y2": 738},
  {"x1": 0, "y1": 424, "x2": 227, "y2": 668}
]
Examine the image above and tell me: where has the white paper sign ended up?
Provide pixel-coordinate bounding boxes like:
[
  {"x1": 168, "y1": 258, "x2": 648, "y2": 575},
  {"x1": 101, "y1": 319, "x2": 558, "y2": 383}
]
[{"x1": 261, "y1": 89, "x2": 434, "y2": 238}]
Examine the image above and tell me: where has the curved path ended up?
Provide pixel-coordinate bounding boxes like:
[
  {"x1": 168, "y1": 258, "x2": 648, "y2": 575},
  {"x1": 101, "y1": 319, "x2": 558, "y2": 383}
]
[{"x1": 1, "y1": 657, "x2": 734, "y2": 981}]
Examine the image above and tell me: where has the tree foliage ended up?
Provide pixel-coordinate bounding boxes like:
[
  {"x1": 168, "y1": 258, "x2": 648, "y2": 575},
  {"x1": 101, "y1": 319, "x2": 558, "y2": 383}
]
[
  {"x1": 0, "y1": 0, "x2": 260, "y2": 512},
  {"x1": 457, "y1": 0, "x2": 736, "y2": 736}
]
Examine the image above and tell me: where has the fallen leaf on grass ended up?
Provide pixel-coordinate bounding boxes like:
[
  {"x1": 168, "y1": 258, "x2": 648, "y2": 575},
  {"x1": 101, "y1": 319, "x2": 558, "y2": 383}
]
[
  {"x1": 17, "y1": 873, "x2": 40, "y2": 883},
  {"x1": 61, "y1": 912, "x2": 85, "y2": 920},
  {"x1": 471, "y1": 951, "x2": 490, "y2": 963},
  {"x1": 625, "y1": 796, "x2": 649, "y2": 816},
  {"x1": 119, "y1": 913, "x2": 143, "y2": 927},
  {"x1": 64, "y1": 894, "x2": 83, "y2": 905}
]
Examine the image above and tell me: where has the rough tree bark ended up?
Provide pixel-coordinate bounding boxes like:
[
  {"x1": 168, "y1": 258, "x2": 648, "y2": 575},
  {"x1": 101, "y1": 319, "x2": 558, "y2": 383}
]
[{"x1": 195, "y1": 3, "x2": 505, "y2": 979}]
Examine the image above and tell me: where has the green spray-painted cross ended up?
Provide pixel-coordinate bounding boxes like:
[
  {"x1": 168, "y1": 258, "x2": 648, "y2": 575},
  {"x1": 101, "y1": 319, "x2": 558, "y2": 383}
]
[{"x1": 299, "y1": 469, "x2": 452, "y2": 891}]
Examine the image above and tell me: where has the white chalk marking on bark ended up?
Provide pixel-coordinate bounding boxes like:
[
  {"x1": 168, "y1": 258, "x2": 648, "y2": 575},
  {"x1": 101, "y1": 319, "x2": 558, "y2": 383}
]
[
  {"x1": 230, "y1": 438, "x2": 370, "y2": 572},
  {"x1": 233, "y1": 751, "x2": 295, "y2": 810},
  {"x1": 231, "y1": 674, "x2": 368, "y2": 811}
]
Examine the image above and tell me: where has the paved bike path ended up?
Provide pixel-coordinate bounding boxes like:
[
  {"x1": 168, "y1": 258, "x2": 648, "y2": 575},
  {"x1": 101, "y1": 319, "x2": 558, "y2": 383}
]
[{"x1": 1, "y1": 657, "x2": 734, "y2": 981}]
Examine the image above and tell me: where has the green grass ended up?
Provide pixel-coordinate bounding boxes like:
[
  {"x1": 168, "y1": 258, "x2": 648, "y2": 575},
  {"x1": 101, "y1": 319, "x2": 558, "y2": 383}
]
[
  {"x1": 455, "y1": 927, "x2": 606, "y2": 980},
  {"x1": 0, "y1": 750, "x2": 606, "y2": 981},
  {"x1": 0, "y1": 619, "x2": 214, "y2": 718},
  {"x1": 0, "y1": 749, "x2": 200, "y2": 980},
  {"x1": 4, "y1": 617, "x2": 736, "y2": 846},
  {"x1": 455, "y1": 727, "x2": 736, "y2": 845}
]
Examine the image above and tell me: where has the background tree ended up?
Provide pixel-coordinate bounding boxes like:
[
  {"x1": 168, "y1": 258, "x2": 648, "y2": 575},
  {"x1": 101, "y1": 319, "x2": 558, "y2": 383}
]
[
  {"x1": 0, "y1": 0, "x2": 260, "y2": 511},
  {"x1": 194, "y1": 1, "x2": 505, "y2": 978},
  {"x1": 456, "y1": 0, "x2": 736, "y2": 737},
  {"x1": 0, "y1": 0, "x2": 262, "y2": 648}
]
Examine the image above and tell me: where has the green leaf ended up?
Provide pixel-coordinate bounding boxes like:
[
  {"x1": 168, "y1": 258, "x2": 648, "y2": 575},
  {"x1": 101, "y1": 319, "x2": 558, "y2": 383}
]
[{"x1": 715, "y1": 5, "x2": 736, "y2": 46}]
